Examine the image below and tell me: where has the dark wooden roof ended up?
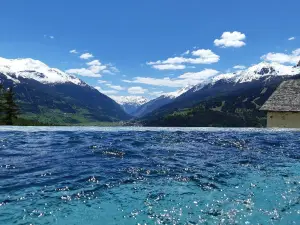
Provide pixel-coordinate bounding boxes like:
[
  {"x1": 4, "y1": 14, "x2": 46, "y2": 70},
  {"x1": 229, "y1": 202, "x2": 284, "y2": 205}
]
[{"x1": 261, "y1": 79, "x2": 300, "y2": 112}]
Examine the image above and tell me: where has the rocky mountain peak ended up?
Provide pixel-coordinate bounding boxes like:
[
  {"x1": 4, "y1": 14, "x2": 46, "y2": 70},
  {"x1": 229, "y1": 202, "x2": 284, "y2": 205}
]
[
  {"x1": 111, "y1": 96, "x2": 149, "y2": 115},
  {"x1": 163, "y1": 84, "x2": 195, "y2": 99},
  {"x1": 0, "y1": 57, "x2": 84, "y2": 86},
  {"x1": 256, "y1": 66, "x2": 276, "y2": 75},
  {"x1": 112, "y1": 96, "x2": 149, "y2": 106}
]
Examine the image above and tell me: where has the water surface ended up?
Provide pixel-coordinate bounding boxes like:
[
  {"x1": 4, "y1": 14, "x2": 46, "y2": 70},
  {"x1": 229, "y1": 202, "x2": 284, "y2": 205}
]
[{"x1": 0, "y1": 127, "x2": 299, "y2": 224}]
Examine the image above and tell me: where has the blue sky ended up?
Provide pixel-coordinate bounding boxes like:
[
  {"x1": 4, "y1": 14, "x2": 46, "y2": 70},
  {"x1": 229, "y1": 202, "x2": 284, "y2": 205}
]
[{"x1": 0, "y1": 0, "x2": 299, "y2": 99}]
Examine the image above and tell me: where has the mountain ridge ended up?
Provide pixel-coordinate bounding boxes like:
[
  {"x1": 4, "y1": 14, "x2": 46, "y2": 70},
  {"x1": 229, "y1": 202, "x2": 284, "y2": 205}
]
[
  {"x1": 133, "y1": 85, "x2": 193, "y2": 118},
  {"x1": 143, "y1": 75, "x2": 300, "y2": 127},
  {"x1": 0, "y1": 57, "x2": 84, "y2": 85},
  {"x1": 0, "y1": 57, "x2": 131, "y2": 124},
  {"x1": 140, "y1": 62, "x2": 300, "y2": 126},
  {"x1": 133, "y1": 62, "x2": 300, "y2": 119},
  {"x1": 111, "y1": 96, "x2": 149, "y2": 115}
]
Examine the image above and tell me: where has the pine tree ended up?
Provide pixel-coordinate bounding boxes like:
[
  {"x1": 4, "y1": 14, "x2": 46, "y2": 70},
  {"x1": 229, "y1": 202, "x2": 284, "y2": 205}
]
[
  {"x1": 0, "y1": 84, "x2": 5, "y2": 123},
  {"x1": 4, "y1": 87, "x2": 19, "y2": 125}
]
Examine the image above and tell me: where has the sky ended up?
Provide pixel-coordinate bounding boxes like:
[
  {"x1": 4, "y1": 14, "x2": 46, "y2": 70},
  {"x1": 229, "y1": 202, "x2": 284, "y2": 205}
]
[{"x1": 0, "y1": 0, "x2": 299, "y2": 99}]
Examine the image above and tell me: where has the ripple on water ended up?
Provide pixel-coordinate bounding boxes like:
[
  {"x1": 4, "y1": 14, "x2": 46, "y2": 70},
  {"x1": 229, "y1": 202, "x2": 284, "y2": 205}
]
[{"x1": 0, "y1": 127, "x2": 299, "y2": 224}]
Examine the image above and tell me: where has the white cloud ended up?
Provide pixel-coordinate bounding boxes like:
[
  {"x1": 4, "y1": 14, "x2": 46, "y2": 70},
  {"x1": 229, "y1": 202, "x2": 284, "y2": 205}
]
[
  {"x1": 214, "y1": 31, "x2": 246, "y2": 48},
  {"x1": 89, "y1": 65, "x2": 107, "y2": 73},
  {"x1": 124, "y1": 77, "x2": 182, "y2": 87},
  {"x1": 86, "y1": 60, "x2": 101, "y2": 66},
  {"x1": 70, "y1": 49, "x2": 78, "y2": 54},
  {"x1": 106, "y1": 84, "x2": 125, "y2": 91},
  {"x1": 147, "y1": 49, "x2": 220, "y2": 70},
  {"x1": 80, "y1": 53, "x2": 94, "y2": 60},
  {"x1": 94, "y1": 86, "x2": 119, "y2": 95},
  {"x1": 288, "y1": 37, "x2": 295, "y2": 41},
  {"x1": 182, "y1": 50, "x2": 190, "y2": 56},
  {"x1": 124, "y1": 69, "x2": 219, "y2": 88},
  {"x1": 44, "y1": 35, "x2": 55, "y2": 39},
  {"x1": 97, "y1": 80, "x2": 107, "y2": 84},
  {"x1": 108, "y1": 65, "x2": 120, "y2": 73},
  {"x1": 128, "y1": 86, "x2": 148, "y2": 94},
  {"x1": 261, "y1": 53, "x2": 290, "y2": 63},
  {"x1": 293, "y1": 48, "x2": 300, "y2": 56},
  {"x1": 261, "y1": 48, "x2": 300, "y2": 64},
  {"x1": 190, "y1": 49, "x2": 220, "y2": 64},
  {"x1": 66, "y1": 59, "x2": 118, "y2": 77},
  {"x1": 233, "y1": 65, "x2": 246, "y2": 70},
  {"x1": 102, "y1": 70, "x2": 114, "y2": 75},
  {"x1": 153, "y1": 64, "x2": 186, "y2": 70},
  {"x1": 147, "y1": 57, "x2": 185, "y2": 65},
  {"x1": 102, "y1": 64, "x2": 119, "y2": 74},
  {"x1": 86, "y1": 60, "x2": 107, "y2": 73},
  {"x1": 178, "y1": 69, "x2": 219, "y2": 80},
  {"x1": 66, "y1": 68, "x2": 101, "y2": 77},
  {"x1": 149, "y1": 91, "x2": 164, "y2": 97}
]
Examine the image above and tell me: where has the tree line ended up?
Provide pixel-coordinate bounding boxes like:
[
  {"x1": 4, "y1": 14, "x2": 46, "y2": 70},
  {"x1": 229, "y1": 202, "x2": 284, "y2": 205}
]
[{"x1": 0, "y1": 85, "x2": 20, "y2": 125}]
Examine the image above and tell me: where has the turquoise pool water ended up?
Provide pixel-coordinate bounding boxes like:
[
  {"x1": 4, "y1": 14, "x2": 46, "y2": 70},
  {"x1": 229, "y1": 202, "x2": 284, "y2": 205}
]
[{"x1": 0, "y1": 127, "x2": 299, "y2": 224}]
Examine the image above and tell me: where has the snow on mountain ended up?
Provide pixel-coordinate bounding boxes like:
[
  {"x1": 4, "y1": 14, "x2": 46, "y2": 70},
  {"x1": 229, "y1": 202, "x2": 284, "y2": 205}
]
[
  {"x1": 0, "y1": 57, "x2": 84, "y2": 85},
  {"x1": 211, "y1": 72, "x2": 237, "y2": 84},
  {"x1": 132, "y1": 85, "x2": 194, "y2": 118},
  {"x1": 211, "y1": 62, "x2": 300, "y2": 84},
  {"x1": 133, "y1": 95, "x2": 174, "y2": 118},
  {"x1": 166, "y1": 62, "x2": 300, "y2": 100},
  {"x1": 235, "y1": 62, "x2": 300, "y2": 83},
  {"x1": 163, "y1": 84, "x2": 194, "y2": 98},
  {"x1": 111, "y1": 96, "x2": 149, "y2": 115},
  {"x1": 111, "y1": 96, "x2": 149, "y2": 106},
  {"x1": 130, "y1": 62, "x2": 300, "y2": 118}
]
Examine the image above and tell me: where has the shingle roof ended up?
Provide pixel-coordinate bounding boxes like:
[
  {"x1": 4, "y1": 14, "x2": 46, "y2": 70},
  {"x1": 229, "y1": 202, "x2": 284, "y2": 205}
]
[{"x1": 261, "y1": 79, "x2": 300, "y2": 112}]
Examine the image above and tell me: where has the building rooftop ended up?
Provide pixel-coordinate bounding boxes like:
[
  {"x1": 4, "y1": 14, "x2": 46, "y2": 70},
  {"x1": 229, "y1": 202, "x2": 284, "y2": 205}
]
[{"x1": 261, "y1": 79, "x2": 300, "y2": 112}]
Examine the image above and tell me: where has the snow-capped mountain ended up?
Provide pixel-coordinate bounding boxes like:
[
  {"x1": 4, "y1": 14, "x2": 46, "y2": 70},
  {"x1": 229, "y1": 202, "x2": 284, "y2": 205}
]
[
  {"x1": 133, "y1": 85, "x2": 193, "y2": 118},
  {"x1": 140, "y1": 61, "x2": 300, "y2": 121},
  {"x1": 0, "y1": 57, "x2": 84, "y2": 85},
  {"x1": 234, "y1": 62, "x2": 300, "y2": 83},
  {"x1": 112, "y1": 96, "x2": 149, "y2": 105},
  {"x1": 163, "y1": 84, "x2": 195, "y2": 99},
  {"x1": 213, "y1": 62, "x2": 300, "y2": 84},
  {"x1": 207, "y1": 61, "x2": 299, "y2": 85},
  {"x1": 133, "y1": 95, "x2": 174, "y2": 118},
  {"x1": 0, "y1": 57, "x2": 130, "y2": 124},
  {"x1": 185, "y1": 62, "x2": 300, "y2": 93},
  {"x1": 135, "y1": 62, "x2": 300, "y2": 119},
  {"x1": 111, "y1": 96, "x2": 149, "y2": 115}
]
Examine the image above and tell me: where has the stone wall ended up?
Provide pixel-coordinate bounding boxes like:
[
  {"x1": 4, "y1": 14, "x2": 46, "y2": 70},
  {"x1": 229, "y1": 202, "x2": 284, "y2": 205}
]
[{"x1": 267, "y1": 112, "x2": 300, "y2": 128}]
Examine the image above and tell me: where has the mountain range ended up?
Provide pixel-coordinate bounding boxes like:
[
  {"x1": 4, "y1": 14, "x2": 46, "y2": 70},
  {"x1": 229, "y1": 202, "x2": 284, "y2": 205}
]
[
  {"x1": 0, "y1": 56, "x2": 299, "y2": 127},
  {"x1": 0, "y1": 57, "x2": 130, "y2": 125},
  {"x1": 114, "y1": 62, "x2": 300, "y2": 122},
  {"x1": 131, "y1": 85, "x2": 192, "y2": 118},
  {"x1": 111, "y1": 96, "x2": 148, "y2": 115},
  {"x1": 138, "y1": 62, "x2": 300, "y2": 127}
]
